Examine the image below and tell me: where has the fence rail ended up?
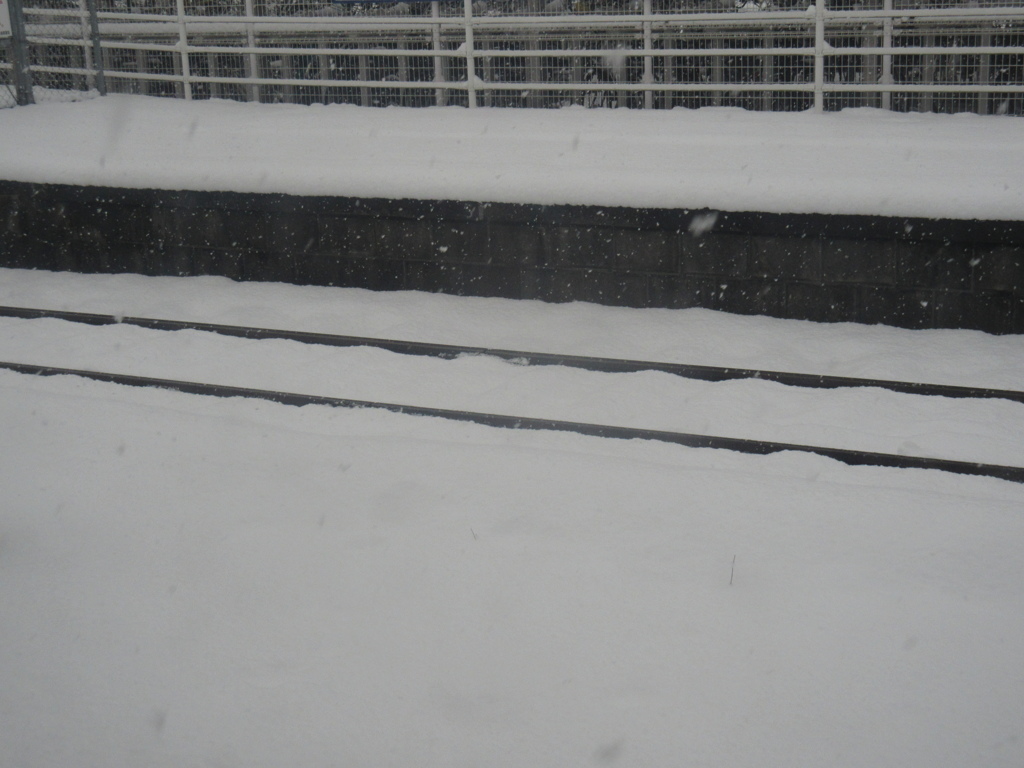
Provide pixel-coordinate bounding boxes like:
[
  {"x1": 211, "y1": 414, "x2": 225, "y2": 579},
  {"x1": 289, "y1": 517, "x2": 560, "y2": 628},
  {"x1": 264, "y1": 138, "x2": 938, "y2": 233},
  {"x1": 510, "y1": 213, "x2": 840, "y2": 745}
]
[{"x1": 4, "y1": 0, "x2": 1024, "y2": 113}]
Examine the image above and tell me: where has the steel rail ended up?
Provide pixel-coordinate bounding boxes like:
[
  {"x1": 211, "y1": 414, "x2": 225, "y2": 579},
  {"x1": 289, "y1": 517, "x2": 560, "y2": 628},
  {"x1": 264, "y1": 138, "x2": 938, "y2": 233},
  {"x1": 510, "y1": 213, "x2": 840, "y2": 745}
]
[
  {"x1": 2, "y1": 305, "x2": 1022, "y2": 405},
  {"x1": 2, "y1": 359, "x2": 1022, "y2": 484}
]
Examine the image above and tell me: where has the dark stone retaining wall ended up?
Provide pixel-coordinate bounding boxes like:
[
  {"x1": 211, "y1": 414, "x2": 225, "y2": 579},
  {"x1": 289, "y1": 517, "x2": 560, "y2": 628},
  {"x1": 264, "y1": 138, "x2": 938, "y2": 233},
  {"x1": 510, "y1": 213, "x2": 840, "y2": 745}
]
[{"x1": 2, "y1": 181, "x2": 1023, "y2": 333}]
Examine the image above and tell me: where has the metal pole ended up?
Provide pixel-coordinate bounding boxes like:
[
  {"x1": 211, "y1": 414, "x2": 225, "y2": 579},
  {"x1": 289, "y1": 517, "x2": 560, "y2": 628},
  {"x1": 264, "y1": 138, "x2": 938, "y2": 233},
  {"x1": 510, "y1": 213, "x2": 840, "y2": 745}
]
[
  {"x1": 175, "y1": 0, "x2": 192, "y2": 99},
  {"x1": 642, "y1": 0, "x2": 653, "y2": 109},
  {"x1": 431, "y1": 0, "x2": 446, "y2": 107},
  {"x1": 881, "y1": 0, "x2": 891, "y2": 111},
  {"x1": 78, "y1": 0, "x2": 93, "y2": 92},
  {"x1": 920, "y1": 31, "x2": 934, "y2": 113},
  {"x1": 463, "y1": 0, "x2": 476, "y2": 108},
  {"x1": 762, "y1": 29, "x2": 773, "y2": 112},
  {"x1": 977, "y1": 29, "x2": 990, "y2": 115},
  {"x1": 525, "y1": 0, "x2": 541, "y2": 108},
  {"x1": 7, "y1": 0, "x2": 33, "y2": 105},
  {"x1": 318, "y1": 38, "x2": 329, "y2": 105},
  {"x1": 813, "y1": 0, "x2": 825, "y2": 112},
  {"x1": 244, "y1": 0, "x2": 259, "y2": 102},
  {"x1": 85, "y1": 0, "x2": 106, "y2": 95}
]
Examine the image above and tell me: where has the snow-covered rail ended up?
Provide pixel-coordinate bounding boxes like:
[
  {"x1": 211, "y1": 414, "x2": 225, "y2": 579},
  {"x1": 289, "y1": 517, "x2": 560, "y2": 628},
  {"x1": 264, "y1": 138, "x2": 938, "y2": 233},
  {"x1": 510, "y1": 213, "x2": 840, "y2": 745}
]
[
  {"x1": 3, "y1": 304, "x2": 1024, "y2": 483},
  {"x1": 4, "y1": 357, "x2": 1024, "y2": 483},
  {"x1": 3, "y1": 304, "x2": 1024, "y2": 404}
]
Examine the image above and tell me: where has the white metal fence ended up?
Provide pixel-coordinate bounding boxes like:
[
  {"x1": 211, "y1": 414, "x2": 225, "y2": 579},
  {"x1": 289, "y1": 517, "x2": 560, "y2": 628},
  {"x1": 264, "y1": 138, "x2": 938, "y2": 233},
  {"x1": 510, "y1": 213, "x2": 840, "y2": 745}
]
[{"x1": 4, "y1": 0, "x2": 1024, "y2": 113}]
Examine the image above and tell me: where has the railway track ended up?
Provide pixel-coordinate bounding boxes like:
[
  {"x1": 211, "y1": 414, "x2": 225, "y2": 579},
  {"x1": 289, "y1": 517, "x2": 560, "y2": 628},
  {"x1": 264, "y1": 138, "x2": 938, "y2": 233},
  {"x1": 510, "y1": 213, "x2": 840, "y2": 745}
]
[
  {"x1": 2, "y1": 305, "x2": 1023, "y2": 484},
  {"x1": 2, "y1": 305, "x2": 1021, "y2": 404}
]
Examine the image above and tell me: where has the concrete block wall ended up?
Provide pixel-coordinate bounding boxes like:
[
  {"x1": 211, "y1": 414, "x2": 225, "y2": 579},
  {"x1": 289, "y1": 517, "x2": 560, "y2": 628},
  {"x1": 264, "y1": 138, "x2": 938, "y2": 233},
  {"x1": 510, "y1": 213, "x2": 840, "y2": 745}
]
[{"x1": 1, "y1": 181, "x2": 1022, "y2": 333}]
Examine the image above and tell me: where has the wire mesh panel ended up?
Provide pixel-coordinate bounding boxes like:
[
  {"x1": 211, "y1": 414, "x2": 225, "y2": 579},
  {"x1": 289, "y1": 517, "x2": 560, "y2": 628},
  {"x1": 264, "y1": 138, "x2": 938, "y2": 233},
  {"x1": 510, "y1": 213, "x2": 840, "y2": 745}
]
[
  {"x1": 657, "y1": 23, "x2": 814, "y2": 110},
  {"x1": 22, "y1": 0, "x2": 104, "y2": 101},
  {"x1": 887, "y1": 21, "x2": 1024, "y2": 115},
  {"x1": 823, "y1": 19, "x2": 886, "y2": 110},
  {"x1": 821, "y1": 14, "x2": 1024, "y2": 114},
  {"x1": 471, "y1": 28, "x2": 641, "y2": 108},
  {"x1": 90, "y1": 1, "x2": 460, "y2": 104},
  {"x1": 244, "y1": 31, "x2": 441, "y2": 105},
  {"x1": 989, "y1": 27, "x2": 1024, "y2": 114},
  {"x1": 1, "y1": 41, "x2": 18, "y2": 107},
  {"x1": 96, "y1": 0, "x2": 185, "y2": 98},
  {"x1": 7, "y1": 0, "x2": 1024, "y2": 112}
]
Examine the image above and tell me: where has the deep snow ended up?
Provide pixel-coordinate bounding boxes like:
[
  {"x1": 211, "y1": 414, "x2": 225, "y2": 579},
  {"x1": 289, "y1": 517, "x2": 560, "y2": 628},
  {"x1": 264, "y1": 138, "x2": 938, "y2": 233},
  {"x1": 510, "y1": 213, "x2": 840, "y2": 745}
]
[
  {"x1": 1, "y1": 95, "x2": 1023, "y2": 219},
  {"x1": 1, "y1": 270, "x2": 1023, "y2": 767},
  {"x1": 2, "y1": 270, "x2": 1024, "y2": 466},
  {"x1": 2, "y1": 93, "x2": 1024, "y2": 766}
]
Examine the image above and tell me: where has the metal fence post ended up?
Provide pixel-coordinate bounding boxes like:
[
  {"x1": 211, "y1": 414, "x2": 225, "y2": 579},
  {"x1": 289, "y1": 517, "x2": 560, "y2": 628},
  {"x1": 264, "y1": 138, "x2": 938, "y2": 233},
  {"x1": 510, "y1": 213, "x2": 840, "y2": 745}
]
[
  {"x1": 881, "y1": 0, "x2": 892, "y2": 111},
  {"x1": 463, "y1": 0, "x2": 476, "y2": 108},
  {"x1": 431, "y1": 0, "x2": 446, "y2": 107},
  {"x1": 642, "y1": 0, "x2": 653, "y2": 109},
  {"x1": 244, "y1": 0, "x2": 259, "y2": 102},
  {"x1": 175, "y1": 0, "x2": 192, "y2": 99},
  {"x1": 85, "y1": 0, "x2": 106, "y2": 95},
  {"x1": 976, "y1": 28, "x2": 990, "y2": 115},
  {"x1": 813, "y1": 0, "x2": 825, "y2": 112},
  {"x1": 7, "y1": 0, "x2": 33, "y2": 105}
]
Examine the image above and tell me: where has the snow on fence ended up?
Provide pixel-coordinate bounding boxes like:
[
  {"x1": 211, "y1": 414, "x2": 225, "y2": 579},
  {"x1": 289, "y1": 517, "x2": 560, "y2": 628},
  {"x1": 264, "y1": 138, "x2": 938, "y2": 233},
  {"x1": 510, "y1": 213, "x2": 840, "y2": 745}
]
[{"x1": 8, "y1": 0, "x2": 1024, "y2": 114}]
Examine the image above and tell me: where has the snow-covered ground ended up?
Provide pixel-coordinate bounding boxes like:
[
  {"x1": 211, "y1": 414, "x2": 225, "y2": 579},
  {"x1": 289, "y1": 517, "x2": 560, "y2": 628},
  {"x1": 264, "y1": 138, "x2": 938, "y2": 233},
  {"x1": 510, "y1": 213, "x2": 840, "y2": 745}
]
[
  {"x1": 2, "y1": 269, "x2": 1024, "y2": 767},
  {"x1": 3, "y1": 269, "x2": 1024, "y2": 465},
  {"x1": 1, "y1": 95, "x2": 1023, "y2": 219},
  {"x1": 2, "y1": 95, "x2": 1024, "y2": 765}
]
